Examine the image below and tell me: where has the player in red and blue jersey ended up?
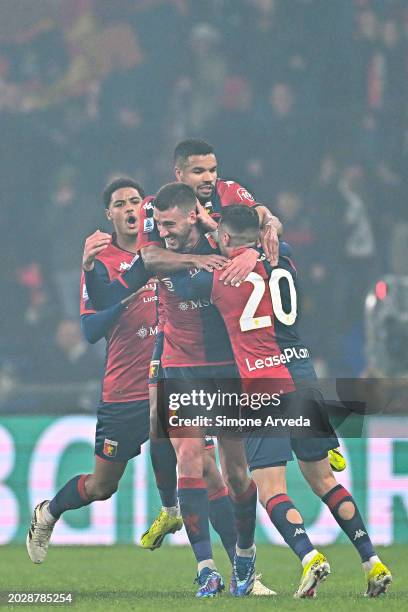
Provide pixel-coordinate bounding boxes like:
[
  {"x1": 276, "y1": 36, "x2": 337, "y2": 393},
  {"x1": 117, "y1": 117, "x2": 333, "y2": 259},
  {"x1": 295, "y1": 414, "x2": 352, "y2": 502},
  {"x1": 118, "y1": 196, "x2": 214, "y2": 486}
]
[
  {"x1": 139, "y1": 140, "x2": 281, "y2": 579},
  {"x1": 26, "y1": 179, "x2": 162, "y2": 563},
  {"x1": 82, "y1": 183, "x2": 265, "y2": 597},
  {"x1": 150, "y1": 184, "x2": 262, "y2": 597},
  {"x1": 170, "y1": 205, "x2": 392, "y2": 599}
]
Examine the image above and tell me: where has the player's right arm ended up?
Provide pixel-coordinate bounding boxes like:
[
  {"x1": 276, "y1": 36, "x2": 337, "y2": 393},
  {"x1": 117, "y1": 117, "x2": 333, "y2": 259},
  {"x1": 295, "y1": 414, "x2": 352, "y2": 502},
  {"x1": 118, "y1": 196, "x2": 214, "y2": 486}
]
[
  {"x1": 82, "y1": 230, "x2": 112, "y2": 272},
  {"x1": 140, "y1": 244, "x2": 228, "y2": 275},
  {"x1": 137, "y1": 196, "x2": 228, "y2": 274}
]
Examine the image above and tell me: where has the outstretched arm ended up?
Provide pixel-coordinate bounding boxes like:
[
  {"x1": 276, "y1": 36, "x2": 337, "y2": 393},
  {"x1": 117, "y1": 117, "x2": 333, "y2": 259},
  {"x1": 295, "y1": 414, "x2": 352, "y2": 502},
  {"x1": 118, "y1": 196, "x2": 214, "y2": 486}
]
[
  {"x1": 141, "y1": 244, "x2": 228, "y2": 275},
  {"x1": 80, "y1": 293, "x2": 136, "y2": 343}
]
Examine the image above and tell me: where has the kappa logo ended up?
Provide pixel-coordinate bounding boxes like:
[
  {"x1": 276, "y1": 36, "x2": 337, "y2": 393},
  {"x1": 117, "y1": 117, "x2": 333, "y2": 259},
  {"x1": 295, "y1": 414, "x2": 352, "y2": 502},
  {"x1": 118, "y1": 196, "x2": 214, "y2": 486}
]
[
  {"x1": 353, "y1": 529, "x2": 367, "y2": 540},
  {"x1": 237, "y1": 187, "x2": 255, "y2": 202},
  {"x1": 294, "y1": 527, "x2": 306, "y2": 537},
  {"x1": 119, "y1": 261, "x2": 132, "y2": 271},
  {"x1": 144, "y1": 218, "x2": 155, "y2": 233},
  {"x1": 143, "y1": 201, "x2": 154, "y2": 210},
  {"x1": 103, "y1": 438, "x2": 118, "y2": 458}
]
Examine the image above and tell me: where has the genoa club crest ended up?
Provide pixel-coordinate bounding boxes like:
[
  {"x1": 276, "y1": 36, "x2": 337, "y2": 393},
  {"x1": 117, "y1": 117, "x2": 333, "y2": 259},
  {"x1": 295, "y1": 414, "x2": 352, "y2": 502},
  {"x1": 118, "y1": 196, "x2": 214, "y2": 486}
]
[
  {"x1": 103, "y1": 438, "x2": 118, "y2": 457},
  {"x1": 149, "y1": 360, "x2": 160, "y2": 379}
]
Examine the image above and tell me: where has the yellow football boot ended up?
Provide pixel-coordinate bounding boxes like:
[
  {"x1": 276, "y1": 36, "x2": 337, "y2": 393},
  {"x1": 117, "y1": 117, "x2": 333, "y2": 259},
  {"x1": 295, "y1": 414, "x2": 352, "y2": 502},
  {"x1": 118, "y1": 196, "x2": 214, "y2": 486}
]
[
  {"x1": 329, "y1": 448, "x2": 347, "y2": 472},
  {"x1": 364, "y1": 562, "x2": 392, "y2": 597},
  {"x1": 293, "y1": 552, "x2": 330, "y2": 599},
  {"x1": 140, "y1": 509, "x2": 183, "y2": 550}
]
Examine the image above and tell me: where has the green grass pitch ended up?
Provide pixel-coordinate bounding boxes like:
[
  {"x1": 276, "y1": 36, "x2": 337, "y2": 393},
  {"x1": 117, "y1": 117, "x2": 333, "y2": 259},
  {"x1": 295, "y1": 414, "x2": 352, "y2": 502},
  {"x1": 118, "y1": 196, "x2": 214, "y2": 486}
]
[{"x1": 1, "y1": 544, "x2": 406, "y2": 610}]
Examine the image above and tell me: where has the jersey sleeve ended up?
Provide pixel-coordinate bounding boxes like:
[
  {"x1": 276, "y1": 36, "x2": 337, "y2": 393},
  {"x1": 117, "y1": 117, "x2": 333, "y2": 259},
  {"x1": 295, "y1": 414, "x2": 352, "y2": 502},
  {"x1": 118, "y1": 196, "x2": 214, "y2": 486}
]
[
  {"x1": 170, "y1": 269, "x2": 214, "y2": 301},
  {"x1": 85, "y1": 256, "x2": 149, "y2": 310},
  {"x1": 218, "y1": 180, "x2": 256, "y2": 208},
  {"x1": 80, "y1": 302, "x2": 126, "y2": 344},
  {"x1": 279, "y1": 241, "x2": 293, "y2": 258},
  {"x1": 80, "y1": 270, "x2": 96, "y2": 315},
  {"x1": 136, "y1": 196, "x2": 162, "y2": 250}
]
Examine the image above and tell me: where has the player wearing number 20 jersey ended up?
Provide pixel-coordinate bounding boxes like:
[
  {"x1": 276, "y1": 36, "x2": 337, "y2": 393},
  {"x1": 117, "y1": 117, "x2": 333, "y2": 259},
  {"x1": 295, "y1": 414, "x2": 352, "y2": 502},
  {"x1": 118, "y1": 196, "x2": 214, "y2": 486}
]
[
  {"x1": 169, "y1": 205, "x2": 339, "y2": 464},
  {"x1": 170, "y1": 242, "x2": 315, "y2": 390},
  {"x1": 173, "y1": 205, "x2": 389, "y2": 600}
]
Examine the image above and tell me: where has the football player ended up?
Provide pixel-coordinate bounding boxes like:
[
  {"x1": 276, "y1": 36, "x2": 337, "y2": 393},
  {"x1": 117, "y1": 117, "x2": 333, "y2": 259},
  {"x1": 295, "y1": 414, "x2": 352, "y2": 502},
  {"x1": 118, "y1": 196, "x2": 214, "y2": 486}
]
[{"x1": 170, "y1": 204, "x2": 392, "y2": 599}]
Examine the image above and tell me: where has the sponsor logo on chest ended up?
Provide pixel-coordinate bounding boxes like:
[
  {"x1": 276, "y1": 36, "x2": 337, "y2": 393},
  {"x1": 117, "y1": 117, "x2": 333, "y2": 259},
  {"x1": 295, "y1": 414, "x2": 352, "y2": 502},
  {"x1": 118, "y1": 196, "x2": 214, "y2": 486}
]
[
  {"x1": 178, "y1": 298, "x2": 211, "y2": 311},
  {"x1": 137, "y1": 324, "x2": 159, "y2": 339}
]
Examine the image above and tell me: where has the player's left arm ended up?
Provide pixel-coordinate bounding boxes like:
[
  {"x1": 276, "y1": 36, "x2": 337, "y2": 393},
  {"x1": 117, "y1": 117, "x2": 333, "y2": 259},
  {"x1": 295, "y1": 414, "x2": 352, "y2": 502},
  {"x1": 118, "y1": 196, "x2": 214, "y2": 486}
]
[
  {"x1": 81, "y1": 303, "x2": 126, "y2": 344},
  {"x1": 81, "y1": 293, "x2": 137, "y2": 344},
  {"x1": 255, "y1": 205, "x2": 282, "y2": 266}
]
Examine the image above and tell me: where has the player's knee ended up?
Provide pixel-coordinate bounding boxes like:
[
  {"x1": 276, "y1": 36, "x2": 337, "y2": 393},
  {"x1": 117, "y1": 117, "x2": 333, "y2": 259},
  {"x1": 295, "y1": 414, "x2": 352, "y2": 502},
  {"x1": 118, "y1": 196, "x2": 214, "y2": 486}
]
[
  {"x1": 308, "y1": 473, "x2": 337, "y2": 498},
  {"x1": 338, "y1": 500, "x2": 355, "y2": 520},
  {"x1": 203, "y1": 452, "x2": 220, "y2": 480},
  {"x1": 89, "y1": 480, "x2": 118, "y2": 501},
  {"x1": 176, "y1": 445, "x2": 203, "y2": 477},
  {"x1": 223, "y1": 468, "x2": 248, "y2": 497},
  {"x1": 203, "y1": 465, "x2": 224, "y2": 494}
]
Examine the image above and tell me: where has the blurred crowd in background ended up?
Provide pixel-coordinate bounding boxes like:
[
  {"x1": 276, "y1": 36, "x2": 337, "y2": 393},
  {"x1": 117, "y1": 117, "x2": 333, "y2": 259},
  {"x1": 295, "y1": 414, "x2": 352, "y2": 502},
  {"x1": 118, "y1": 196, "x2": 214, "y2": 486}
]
[{"x1": 1, "y1": 0, "x2": 408, "y2": 411}]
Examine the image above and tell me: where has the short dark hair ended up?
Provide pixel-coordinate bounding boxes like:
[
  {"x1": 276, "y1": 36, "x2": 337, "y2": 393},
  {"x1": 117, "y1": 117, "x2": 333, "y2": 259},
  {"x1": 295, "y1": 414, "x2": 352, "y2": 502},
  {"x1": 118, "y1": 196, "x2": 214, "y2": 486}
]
[
  {"x1": 103, "y1": 178, "x2": 145, "y2": 209},
  {"x1": 174, "y1": 138, "x2": 214, "y2": 167},
  {"x1": 219, "y1": 205, "x2": 259, "y2": 245},
  {"x1": 154, "y1": 182, "x2": 197, "y2": 212}
]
